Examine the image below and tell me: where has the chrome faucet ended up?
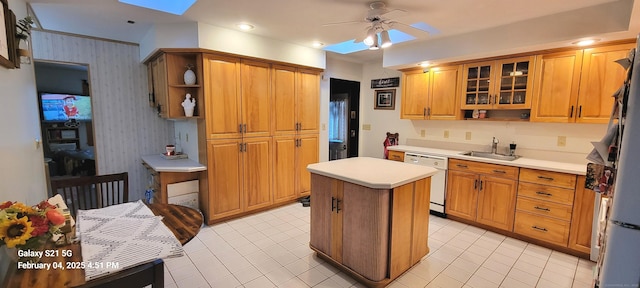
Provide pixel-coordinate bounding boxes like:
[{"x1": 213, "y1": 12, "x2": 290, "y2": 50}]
[{"x1": 491, "y1": 137, "x2": 499, "y2": 154}]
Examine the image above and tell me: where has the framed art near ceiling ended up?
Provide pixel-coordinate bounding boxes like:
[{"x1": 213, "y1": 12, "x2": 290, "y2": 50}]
[
  {"x1": 0, "y1": 0, "x2": 14, "y2": 69},
  {"x1": 374, "y1": 89, "x2": 395, "y2": 110}
]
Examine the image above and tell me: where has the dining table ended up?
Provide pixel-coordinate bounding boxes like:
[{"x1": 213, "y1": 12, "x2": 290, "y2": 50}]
[{"x1": 1, "y1": 202, "x2": 203, "y2": 288}]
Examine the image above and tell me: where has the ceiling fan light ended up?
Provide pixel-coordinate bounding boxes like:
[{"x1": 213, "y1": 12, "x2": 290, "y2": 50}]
[
  {"x1": 363, "y1": 27, "x2": 377, "y2": 46},
  {"x1": 380, "y1": 30, "x2": 392, "y2": 48},
  {"x1": 368, "y1": 33, "x2": 380, "y2": 50}
]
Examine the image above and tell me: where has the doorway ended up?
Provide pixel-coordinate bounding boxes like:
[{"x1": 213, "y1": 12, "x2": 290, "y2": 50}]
[
  {"x1": 329, "y1": 78, "x2": 360, "y2": 160},
  {"x1": 34, "y1": 61, "x2": 97, "y2": 180}
]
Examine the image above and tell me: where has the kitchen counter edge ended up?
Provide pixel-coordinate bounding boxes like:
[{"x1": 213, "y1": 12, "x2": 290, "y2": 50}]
[{"x1": 141, "y1": 154, "x2": 207, "y2": 173}]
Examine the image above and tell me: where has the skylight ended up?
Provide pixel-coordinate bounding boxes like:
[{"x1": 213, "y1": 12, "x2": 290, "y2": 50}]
[
  {"x1": 323, "y1": 22, "x2": 439, "y2": 54},
  {"x1": 119, "y1": 0, "x2": 196, "y2": 15}
]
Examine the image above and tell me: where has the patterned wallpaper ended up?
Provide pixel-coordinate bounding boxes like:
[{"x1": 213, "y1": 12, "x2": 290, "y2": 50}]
[{"x1": 32, "y1": 31, "x2": 173, "y2": 200}]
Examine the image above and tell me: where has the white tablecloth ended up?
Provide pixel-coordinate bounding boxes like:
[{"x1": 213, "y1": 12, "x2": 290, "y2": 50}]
[{"x1": 77, "y1": 200, "x2": 184, "y2": 280}]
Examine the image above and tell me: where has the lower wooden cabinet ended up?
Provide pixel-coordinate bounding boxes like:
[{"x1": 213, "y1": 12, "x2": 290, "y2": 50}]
[
  {"x1": 446, "y1": 159, "x2": 518, "y2": 231},
  {"x1": 206, "y1": 137, "x2": 272, "y2": 221},
  {"x1": 387, "y1": 150, "x2": 405, "y2": 162},
  {"x1": 273, "y1": 134, "x2": 318, "y2": 203},
  {"x1": 568, "y1": 176, "x2": 595, "y2": 254}
]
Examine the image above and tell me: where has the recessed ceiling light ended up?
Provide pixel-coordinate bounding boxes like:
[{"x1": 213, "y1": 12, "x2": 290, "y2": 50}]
[
  {"x1": 418, "y1": 62, "x2": 430, "y2": 67},
  {"x1": 573, "y1": 39, "x2": 600, "y2": 46},
  {"x1": 237, "y1": 23, "x2": 254, "y2": 31},
  {"x1": 312, "y1": 42, "x2": 324, "y2": 48}
]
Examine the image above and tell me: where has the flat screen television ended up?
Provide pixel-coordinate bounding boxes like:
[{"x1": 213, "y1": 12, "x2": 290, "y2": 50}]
[{"x1": 40, "y1": 93, "x2": 92, "y2": 122}]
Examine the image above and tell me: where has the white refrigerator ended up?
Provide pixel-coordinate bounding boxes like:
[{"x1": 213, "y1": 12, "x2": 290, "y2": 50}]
[{"x1": 597, "y1": 36, "x2": 640, "y2": 286}]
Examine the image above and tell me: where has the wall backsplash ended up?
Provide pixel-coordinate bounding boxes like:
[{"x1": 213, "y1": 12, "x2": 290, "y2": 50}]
[{"x1": 32, "y1": 31, "x2": 173, "y2": 200}]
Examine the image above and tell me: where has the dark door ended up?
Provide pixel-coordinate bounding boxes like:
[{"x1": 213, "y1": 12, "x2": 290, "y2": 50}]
[{"x1": 329, "y1": 78, "x2": 360, "y2": 160}]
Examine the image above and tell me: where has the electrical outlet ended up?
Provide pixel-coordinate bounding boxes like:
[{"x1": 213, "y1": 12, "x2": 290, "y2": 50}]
[
  {"x1": 362, "y1": 124, "x2": 371, "y2": 131},
  {"x1": 322, "y1": 123, "x2": 326, "y2": 131},
  {"x1": 465, "y1": 132, "x2": 472, "y2": 140},
  {"x1": 186, "y1": 133, "x2": 189, "y2": 142},
  {"x1": 557, "y1": 136, "x2": 566, "y2": 147},
  {"x1": 444, "y1": 130, "x2": 449, "y2": 138},
  {"x1": 421, "y1": 130, "x2": 426, "y2": 137}
]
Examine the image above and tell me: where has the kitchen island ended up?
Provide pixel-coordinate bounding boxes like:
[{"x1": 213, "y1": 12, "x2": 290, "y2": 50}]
[{"x1": 307, "y1": 157, "x2": 437, "y2": 287}]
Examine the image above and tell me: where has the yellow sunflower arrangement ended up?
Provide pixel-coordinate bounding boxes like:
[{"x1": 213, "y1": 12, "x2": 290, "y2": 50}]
[{"x1": 0, "y1": 201, "x2": 66, "y2": 249}]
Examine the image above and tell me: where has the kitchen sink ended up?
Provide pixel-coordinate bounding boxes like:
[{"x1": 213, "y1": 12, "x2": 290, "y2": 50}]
[{"x1": 460, "y1": 151, "x2": 520, "y2": 161}]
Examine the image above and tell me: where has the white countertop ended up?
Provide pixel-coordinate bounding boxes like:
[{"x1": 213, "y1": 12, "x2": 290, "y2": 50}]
[
  {"x1": 307, "y1": 157, "x2": 438, "y2": 189},
  {"x1": 141, "y1": 154, "x2": 207, "y2": 173},
  {"x1": 388, "y1": 145, "x2": 587, "y2": 175}
]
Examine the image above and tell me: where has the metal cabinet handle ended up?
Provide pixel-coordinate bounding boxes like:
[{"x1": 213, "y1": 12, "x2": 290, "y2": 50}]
[
  {"x1": 239, "y1": 143, "x2": 243, "y2": 152},
  {"x1": 578, "y1": 106, "x2": 582, "y2": 118},
  {"x1": 239, "y1": 124, "x2": 244, "y2": 133},
  {"x1": 536, "y1": 191, "x2": 553, "y2": 197},
  {"x1": 456, "y1": 164, "x2": 468, "y2": 168},
  {"x1": 423, "y1": 108, "x2": 427, "y2": 117},
  {"x1": 474, "y1": 179, "x2": 478, "y2": 190},
  {"x1": 243, "y1": 124, "x2": 247, "y2": 133},
  {"x1": 537, "y1": 176, "x2": 554, "y2": 181},
  {"x1": 479, "y1": 180, "x2": 483, "y2": 191},
  {"x1": 493, "y1": 169, "x2": 506, "y2": 174},
  {"x1": 336, "y1": 199, "x2": 341, "y2": 213},
  {"x1": 532, "y1": 226, "x2": 548, "y2": 232},
  {"x1": 534, "y1": 206, "x2": 551, "y2": 212},
  {"x1": 331, "y1": 197, "x2": 336, "y2": 211},
  {"x1": 569, "y1": 106, "x2": 574, "y2": 118},
  {"x1": 427, "y1": 107, "x2": 431, "y2": 116}
]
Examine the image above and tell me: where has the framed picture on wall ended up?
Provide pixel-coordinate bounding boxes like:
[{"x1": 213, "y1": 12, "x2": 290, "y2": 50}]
[
  {"x1": 0, "y1": 0, "x2": 14, "y2": 69},
  {"x1": 374, "y1": 89, "x2": 395, "y2": 110}
]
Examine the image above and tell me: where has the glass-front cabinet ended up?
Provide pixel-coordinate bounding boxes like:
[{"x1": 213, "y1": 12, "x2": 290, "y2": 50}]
[{"x1": 462, "y1": 56, "x2": 535, "y2": 110}]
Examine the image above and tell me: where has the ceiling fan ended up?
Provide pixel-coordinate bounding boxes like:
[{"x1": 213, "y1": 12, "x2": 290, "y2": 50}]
[{"x1": 323, "y1": 1, "x2": 430, "y2": 50}]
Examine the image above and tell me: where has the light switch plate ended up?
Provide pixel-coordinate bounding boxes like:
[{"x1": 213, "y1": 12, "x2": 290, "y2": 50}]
[
  {"x1": 362, "y1": 124, "x2": 371, "y2": 131},
  {"x1": 444, "y1": 130, "x2": 449, "y2": 138},
  {"x1": 421, "y1": 130, "x2": 426, "y2": 137},
  {"x1": 465, "y1": 132, "x2": 472, "y2": 140}
]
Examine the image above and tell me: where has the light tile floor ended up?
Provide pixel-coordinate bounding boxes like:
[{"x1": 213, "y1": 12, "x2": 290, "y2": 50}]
[{"x1": 163, "y1": 203, "x2": 595, "y2": 288}]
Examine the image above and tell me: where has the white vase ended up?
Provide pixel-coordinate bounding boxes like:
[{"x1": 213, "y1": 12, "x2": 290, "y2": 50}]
[
  {"x1": 184, "y1": 107, "x2": 194, "y2": 117},
  {"x1": 184, "y1": 68, "x2": 196, "y2": 85}
]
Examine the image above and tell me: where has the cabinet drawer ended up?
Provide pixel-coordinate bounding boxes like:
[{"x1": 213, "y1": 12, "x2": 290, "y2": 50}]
[
  {"x1": 516, "y1": 197, "x2": 573, "y2": 221},
  {"x1": 518, "y1": 182, "x2": 575, "y2": 205},
  {"x1": 449, "y1": 159, "x2": 519, "y2": 179},
  {"x1": 514, "y1": 211, "x2": 570, "y2": 246},
  {"x1": 388, "y1": 150, "x2": 404, "y2": 162},
  {"x1": 519, "y1": 168, "x2": 576, "y2": 189}
]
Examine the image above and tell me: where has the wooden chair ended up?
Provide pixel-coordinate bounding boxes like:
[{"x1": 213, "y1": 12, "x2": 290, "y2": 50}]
[{"x1": 50, "y1": 172, "x2": 129, "y2": 218}]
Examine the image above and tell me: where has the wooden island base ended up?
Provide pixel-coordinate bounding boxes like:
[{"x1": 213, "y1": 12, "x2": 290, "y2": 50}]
[{"x1": 307, "y1": 157, "x2": 438, "y2": 288}]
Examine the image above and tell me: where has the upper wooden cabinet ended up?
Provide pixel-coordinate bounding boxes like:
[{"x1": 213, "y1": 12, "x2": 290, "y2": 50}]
[
  {"x1": 401, "y1": 65, "x2": 462, "y2": 120},
  {"x1": 203, "y1": 55, "x2": 272, "y2": 139},
  {"x1": 531, "y1": 43, "x2": 634, "y2": 123},
  {"x1": 273, "y1": 65, "x2": 321, "y2": 134},
  {"x1": 146, "y1": 52, "x2": 204, "y2": 118},
  {"x1": 461, "y1": 56, "x2": 535, "y2": 110}
]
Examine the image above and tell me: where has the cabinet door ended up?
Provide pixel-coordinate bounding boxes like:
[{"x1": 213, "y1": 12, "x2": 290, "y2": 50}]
[
  {"x1": 401, "y1": 70, "x2": 429, "y2": 119},
  {"x1": 207, "y1": 139, "x2": 243, "y2": 220},
  {"x1": 273, "y1": 136, "x2": 297, "y2": 203},
  {"x1": 273, "y1": 65, "x2": 297, "y2": 135},
  {"x1": 494, "y1": 56, "x2": 535, "y2": 109},
  {"x1": 297, "y1": 69, "x2": 320, "y2": 134},
  {"x1": 476, "y1": 175, "x2": 517, "y2": 231},
  {"x1": 342, "y1": 182, "x2": 389, "y2": 282},
  {"x1": 243, "y1": 137, "x2": 273, "y2": 211},
  {"x1": 445, "y1": 170, "x2": 478, "y2": 221},
  {"x1": 568, "y1": 176, "x2": 595, "y2": 254},
  {"x1": 309, "y1": 174, "x2": 335, "y2": 256},
  {"x1": 297, "y1": 134, "x2": 319, "y2": 197},
  {"x1": 461, "y1": 61, "x2": 494, "y2": 109},
  {"x1": 241, "y1": 60, "x2": 272, "y2": 137},
  {"x1": 577, "y1": 44, "x2": 634, "y2": 123},
  {"x1": 152, "y1": 54, "x2": 168, "y2": 116},
  {"x1": 204, "y1": 54, "x2": 242, "y2": 139},
  {"x1": 530, "y1": 50, "x2": 583, "y2": 123},
  {"x1": 429, "y1": 65, "x2": 461, "y2": 120}
]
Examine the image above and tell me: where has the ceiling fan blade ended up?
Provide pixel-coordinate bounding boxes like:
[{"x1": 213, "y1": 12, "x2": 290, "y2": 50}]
[
  {"x1": 379, "y1": 9, "x2": 408, "y2": 20},
  {"x1": 322, "y1": 20, "x2": 364, "y2": 27},
  {"x1": 388, "y1": 21, "x2": 430, "y2": 37}
]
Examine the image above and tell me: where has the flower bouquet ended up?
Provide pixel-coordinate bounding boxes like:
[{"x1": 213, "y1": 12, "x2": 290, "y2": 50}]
[{"x1": 0, "y1": 201, "x2": 67, "y2": 253}]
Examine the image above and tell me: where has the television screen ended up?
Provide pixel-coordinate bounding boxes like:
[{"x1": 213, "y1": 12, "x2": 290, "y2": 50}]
[{"x1": 41, "y1": 93, "x2": 92, "y2": 122}]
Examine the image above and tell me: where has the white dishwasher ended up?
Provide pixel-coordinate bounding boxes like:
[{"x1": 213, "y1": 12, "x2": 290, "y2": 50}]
[{"x1": 404, "y1": 153, "x2": 448, "y2": 217}]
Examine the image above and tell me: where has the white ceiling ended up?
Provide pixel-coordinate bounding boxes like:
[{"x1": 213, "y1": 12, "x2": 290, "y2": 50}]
[{"x1": 28, "y1": 0, "x2": 640, "y2": 65}]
